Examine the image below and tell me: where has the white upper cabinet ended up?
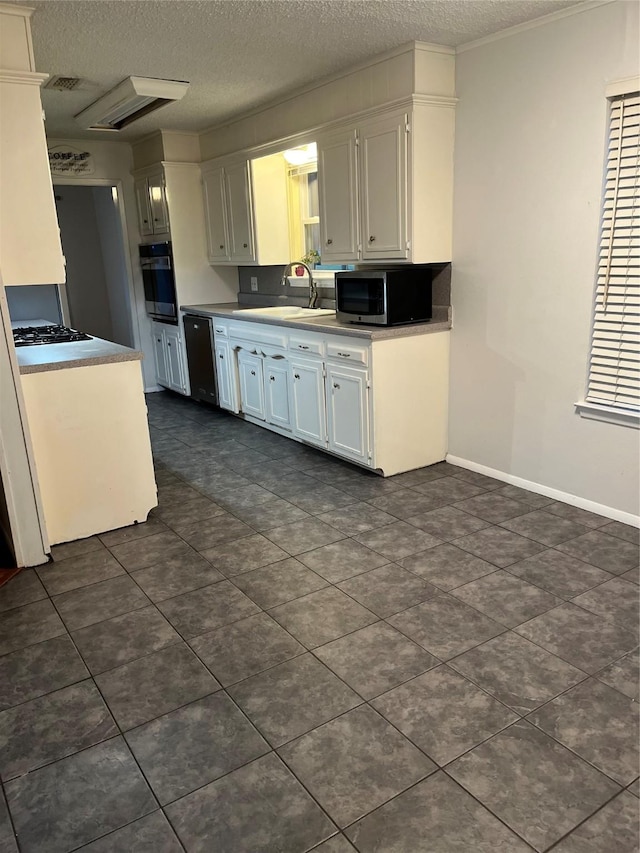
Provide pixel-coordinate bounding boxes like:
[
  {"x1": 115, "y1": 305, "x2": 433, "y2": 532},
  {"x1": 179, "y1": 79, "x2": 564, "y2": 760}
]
[
  {"x1": 224, "y1": 161, "x2": 256, "y2": 263},
  {"x1": 0, "y1": 6, "x2": 65, "y2": 286},
  {"x1": 134, "y1": 172, "x2": 169, "y2": 237},
  {"x1": 317, "y1": 103, "x2": 454, "y2": 265},
  {"x1": 317, "y1": 128, "x2": 359, "y2": 262},
  {"x1": 201, "y1": 152, "x2": 290, "y2": 266},
  {"x1": 147, "y1": 173, "x2": 170, "y2": 234},
  {"x1": 359, "y1": 112, "x2": 407, "y2": 261},
  {"x1": 202, "y1": 167, "x2": 230, "y2": 262},
  {"x1": 134, "y1": 177, "x2": 153, "y2": 237}
]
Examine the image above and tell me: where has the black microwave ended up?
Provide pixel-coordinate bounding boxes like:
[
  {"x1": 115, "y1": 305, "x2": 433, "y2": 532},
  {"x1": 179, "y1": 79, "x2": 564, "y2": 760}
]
[{"x1": 335, "y1": 268, "x2": 432, "y2": 326}]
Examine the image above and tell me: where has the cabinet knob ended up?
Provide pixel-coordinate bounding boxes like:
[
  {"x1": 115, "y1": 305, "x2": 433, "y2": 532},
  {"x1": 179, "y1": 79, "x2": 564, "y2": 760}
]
[
  {"x1": 269, "y1": 375, "x2": 275, "y2": 381},
  {"x1": 219, "y1": 244, "x2": 224, "y2": 250},
  {"x1": 154, "y1": 218, "x2": 159, "y2": 222},
  {"x1": 294, "y1": 373, "x2": 300, "y2": 380},
  {"x1": 333, "y1": 383, "x2": 340, "y2": 389},
  {"x1": 250, "y1": 370, "x2": 256, "y2": 376},
  {"x1": 299, "y1": 345, "x2": 309, "y2": 350},
  {"x1": 143, "y1": 219, "x2": 149, "y2": 224},
  {"x1": 243, "y1": 243, "x2": 248, "y2": 248},
  {"x1": 219, "y1": 353, "x2": 224, "y2": 360},
  {"x1": 369, "y1": 235, "x2": 375, "y2": 242},
  {"x1": 326, "y1": 238, "x2": 333, "y2": 245},
  {"x1": 167, "y1": 342, "x2": 171, "y2": 347},
  {"x1": 337, "y1": 352, "x2": 350, "y2": 358}
]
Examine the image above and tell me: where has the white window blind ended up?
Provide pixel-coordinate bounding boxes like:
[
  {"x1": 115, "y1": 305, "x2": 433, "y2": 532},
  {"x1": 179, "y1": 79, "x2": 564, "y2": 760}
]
[{"x1": 584, "y1": 91, "x2": 640, "y2": 416}]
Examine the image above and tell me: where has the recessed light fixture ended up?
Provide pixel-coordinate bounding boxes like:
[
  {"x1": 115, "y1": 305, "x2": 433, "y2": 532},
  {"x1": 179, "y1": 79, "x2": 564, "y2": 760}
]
[{"x1": 74, "y1": 76, "x2": 189, "y2": 132}]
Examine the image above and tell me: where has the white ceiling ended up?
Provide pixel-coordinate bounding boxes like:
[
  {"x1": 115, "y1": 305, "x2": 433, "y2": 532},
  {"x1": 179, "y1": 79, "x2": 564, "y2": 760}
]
[{"x1": 24, "y1": 0, "x2": 583, "y2": 141}]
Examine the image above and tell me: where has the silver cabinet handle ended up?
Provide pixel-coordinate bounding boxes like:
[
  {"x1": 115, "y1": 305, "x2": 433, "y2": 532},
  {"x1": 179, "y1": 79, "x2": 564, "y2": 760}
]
[
  {"x1": 327, "y1": 238, "x2": 333, "y2": 245},
  {"x1": 193, "y1": 324, "x2": 199, "y2": 330},
  {"x1": 369, "y1": 235, "x2": 375, "y2": 242},
  {"x1": 337, "y1": 352, "x2": 351, "y2": 357}
]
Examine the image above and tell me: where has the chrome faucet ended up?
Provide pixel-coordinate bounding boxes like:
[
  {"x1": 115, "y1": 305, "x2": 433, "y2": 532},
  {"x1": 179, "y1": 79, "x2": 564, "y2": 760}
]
[{"x1": 280, "y1": 261, "x2": 319, "y2": 309}]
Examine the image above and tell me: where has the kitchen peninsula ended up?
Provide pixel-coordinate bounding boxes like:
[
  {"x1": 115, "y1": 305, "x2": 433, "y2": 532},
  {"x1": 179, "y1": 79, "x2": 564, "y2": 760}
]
[{"x1": 16, "y1": 334, "x2": 157, "y2": 546}]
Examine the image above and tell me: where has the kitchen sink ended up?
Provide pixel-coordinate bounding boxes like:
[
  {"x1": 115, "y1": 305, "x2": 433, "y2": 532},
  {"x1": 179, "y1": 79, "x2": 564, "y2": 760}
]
[{"x1": 232, "y1": 306, "x2": 335, "y2": 320}]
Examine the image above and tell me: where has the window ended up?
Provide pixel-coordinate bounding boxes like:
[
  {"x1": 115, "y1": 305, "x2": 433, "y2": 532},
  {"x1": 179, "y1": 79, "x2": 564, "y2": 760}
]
[
  {"x1": 287, "y1": 163, "x2": 320, "y2": 262},
  {"x1": 576, "y1": 83, "x2": 640, "y2": 428}
]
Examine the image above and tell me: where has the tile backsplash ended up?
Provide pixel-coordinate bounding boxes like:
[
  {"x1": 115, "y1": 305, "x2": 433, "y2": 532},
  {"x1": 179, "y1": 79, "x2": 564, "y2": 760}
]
[{"x1": 237, "y1": 264, "x2": 451, "y2": 310}]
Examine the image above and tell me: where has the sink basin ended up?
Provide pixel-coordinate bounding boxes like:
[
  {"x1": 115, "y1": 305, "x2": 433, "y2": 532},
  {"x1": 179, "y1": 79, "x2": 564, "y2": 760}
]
[{"x1": 232, "y1": 306, "x2": 335, "y2": 320}]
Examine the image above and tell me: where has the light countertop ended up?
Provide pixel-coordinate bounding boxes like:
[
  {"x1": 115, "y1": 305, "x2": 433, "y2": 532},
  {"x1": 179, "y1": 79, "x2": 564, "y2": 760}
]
[
  {"x1": 16, "y1": 337, "x2": 143, "y2": 375},
  {"x1": 180, "y1": 302, "x2": 451, "y2": 340}
]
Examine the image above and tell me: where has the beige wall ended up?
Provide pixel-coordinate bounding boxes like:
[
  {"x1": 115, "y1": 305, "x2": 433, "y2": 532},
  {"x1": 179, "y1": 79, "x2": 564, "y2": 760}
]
[{"x1": 449, "y1": 1, "x2": 639, "y2": 517}]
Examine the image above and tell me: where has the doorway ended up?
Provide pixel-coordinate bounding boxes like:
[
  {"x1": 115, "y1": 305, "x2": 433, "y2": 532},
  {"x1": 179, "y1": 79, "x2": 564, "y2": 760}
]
[{"x1": 54, "y1": 185, "x2": 134, "y2": 347}]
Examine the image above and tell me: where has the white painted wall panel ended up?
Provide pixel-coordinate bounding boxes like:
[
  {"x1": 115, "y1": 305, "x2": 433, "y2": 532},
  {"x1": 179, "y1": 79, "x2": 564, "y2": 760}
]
[{"x1": 450, "y1": 0, "x2": 640, "y2": 517}]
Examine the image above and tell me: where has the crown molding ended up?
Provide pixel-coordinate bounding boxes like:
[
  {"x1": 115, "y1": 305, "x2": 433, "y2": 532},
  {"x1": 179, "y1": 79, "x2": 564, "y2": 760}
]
[
  {"x1": 0, "y1": 69, "x2": 47, "y2": 86},
  {"x1": 456, "y1": 1, "x2": 615, "y2": 53}
]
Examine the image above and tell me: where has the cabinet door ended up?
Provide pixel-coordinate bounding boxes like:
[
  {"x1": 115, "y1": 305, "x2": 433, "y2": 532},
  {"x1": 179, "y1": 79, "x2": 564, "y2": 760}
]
[
  {"x1": 135, "y1": 178, "x2": 153, "y2": 237},
  {"x1": 164, "y1": 326, "x2": 187, "y2": 394},
  {"x1": 290, "y1": 357, "x2": 326, "y2": 447},
  {"x1": 326, "y1": 364, "x2": 370, "y2": 465},
  {"x1": 360, "y1": 113, "x2": 408, "y2": 260},
  {"x1": 152, "y1": 323, "x2": 169, "y2": 386},
  {"x1": 224, "y1": 161, "x2": 256, "y2": 264},
  {"x1": 147, "y1": 174, "x2": 170, "y2": 234},
  {"x1": 238, "y1": 349, "x2": 266, "y2": 420},
  {"x1": 265, "y1": 359, "x2": 291, "y2": 430},
  {"x1": 215, "y1": 340, "x2": 239, "y2": 412},
  {"x1": 317, "y1": 128, "x2": 360, "y2": 262},
  {"x1": 202, "y1": 168, "x2": 230, "y2": 262}
]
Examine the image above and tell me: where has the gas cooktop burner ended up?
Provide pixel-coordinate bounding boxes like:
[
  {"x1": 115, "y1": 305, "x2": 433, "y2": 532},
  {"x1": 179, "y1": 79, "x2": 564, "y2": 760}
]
[{"x1": 13, "y1": 324, "x2": 93, "y2": 347}]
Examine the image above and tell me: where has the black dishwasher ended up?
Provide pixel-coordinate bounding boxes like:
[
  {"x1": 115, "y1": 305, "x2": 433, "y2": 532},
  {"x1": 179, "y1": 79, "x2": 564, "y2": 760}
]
[{"x1": 183, "y1": 315, "x2": 217, "y2": 405}]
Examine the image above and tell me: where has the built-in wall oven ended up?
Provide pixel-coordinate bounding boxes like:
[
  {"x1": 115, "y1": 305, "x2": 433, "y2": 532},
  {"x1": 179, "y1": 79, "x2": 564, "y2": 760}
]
[{"x1": 140, "y1": 242, "x2": 177, "y2": 321}]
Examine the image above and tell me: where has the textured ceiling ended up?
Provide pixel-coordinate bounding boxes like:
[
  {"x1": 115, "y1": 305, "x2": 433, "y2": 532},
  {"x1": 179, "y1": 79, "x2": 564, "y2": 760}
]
[{"x1": 23, "y1": 0, "x2": 583, "y2": 140}]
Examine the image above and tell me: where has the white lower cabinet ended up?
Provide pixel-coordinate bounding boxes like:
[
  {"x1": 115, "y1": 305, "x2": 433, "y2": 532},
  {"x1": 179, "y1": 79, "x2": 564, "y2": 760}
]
[
  {"x1": 212, "y1": 316, "x2": 449, "y2": 476},
  {"x1": 238, "y1": 349, "x2": 266, "y2": 420},
  {"x1": 289, "y1": 356, "x2": 327, "y2": 447},
  {"x1": 152, "y1": 322, "x2": 188, "y2": 394},
  {"x1": 264, "y1": 359, "x2": 292, "y2": 430},
  {"x1": 215, "y1": 339, "x2": 239, "y2": 413},
  {"x1": 326, "y1": 363, "x2": 370, "y2": 464}
]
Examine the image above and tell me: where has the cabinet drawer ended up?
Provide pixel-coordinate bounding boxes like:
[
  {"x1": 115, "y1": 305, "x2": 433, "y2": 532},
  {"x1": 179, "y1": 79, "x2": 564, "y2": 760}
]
[
  {"x1": 229, "y1": 322, "x2": 288, "y2": 349},
  {"x1": 289, "y1": 336, "x2": 324, "y2": 356},
  {"x1": 213, "y1": 320, "x2": 228, "y2": 336},
  {"x1": 326, "y1": 340, "x2": 369, "y2": 366}
]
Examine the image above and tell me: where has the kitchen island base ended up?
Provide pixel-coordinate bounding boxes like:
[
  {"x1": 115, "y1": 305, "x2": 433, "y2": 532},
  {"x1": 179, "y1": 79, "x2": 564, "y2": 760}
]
[{"x1": 20, "y1": 360, "x2": 157, "y2": 546}]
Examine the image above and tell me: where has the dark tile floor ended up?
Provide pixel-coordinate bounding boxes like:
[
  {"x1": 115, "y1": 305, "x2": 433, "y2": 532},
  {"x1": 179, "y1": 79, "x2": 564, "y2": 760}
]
[{"x1": 0, "y1": 389, "x2": 638, "y2": 852}]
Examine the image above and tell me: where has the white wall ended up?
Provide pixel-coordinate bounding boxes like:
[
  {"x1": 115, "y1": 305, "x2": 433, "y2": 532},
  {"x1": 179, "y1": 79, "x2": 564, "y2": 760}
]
[
  {"x1": 48, "y1": 138, "x2": 156, "y2": 389},
  {"x1": 449, "y1": 1, "x2": 639, "y2": 518}
]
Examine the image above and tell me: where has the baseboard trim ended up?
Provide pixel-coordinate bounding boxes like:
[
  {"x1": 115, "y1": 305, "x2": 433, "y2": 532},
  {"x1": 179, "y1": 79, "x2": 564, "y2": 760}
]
[{"x1": 445, "y1": 454, "x2": 640, "y2": 528}]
